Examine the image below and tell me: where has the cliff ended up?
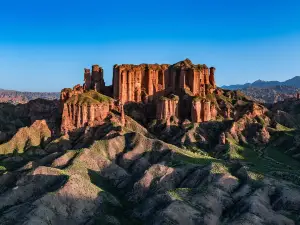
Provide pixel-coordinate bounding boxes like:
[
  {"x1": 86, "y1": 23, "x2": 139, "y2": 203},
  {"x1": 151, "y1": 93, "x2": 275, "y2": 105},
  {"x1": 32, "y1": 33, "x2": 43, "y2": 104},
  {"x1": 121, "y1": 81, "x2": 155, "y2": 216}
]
[
  {"x1": 156, "y1": 95, "x2": 179, "y2": 120},
  {"x1": 60, "y1": 87, "x2": 114, "y2": 134},
  {"x1": 110, "y1": 59, "x2": 216, "y2": 104},
  {"x1": 61, "y1": 59, "x2": 218, "y2": 133}
]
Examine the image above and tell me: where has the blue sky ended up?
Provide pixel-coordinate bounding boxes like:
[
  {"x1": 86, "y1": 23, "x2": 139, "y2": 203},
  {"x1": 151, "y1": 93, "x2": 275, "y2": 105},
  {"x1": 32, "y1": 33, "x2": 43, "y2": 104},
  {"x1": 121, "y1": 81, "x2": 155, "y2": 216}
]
[{"x1": 0, "y1": 0, "x2": 300, "y2": 92}]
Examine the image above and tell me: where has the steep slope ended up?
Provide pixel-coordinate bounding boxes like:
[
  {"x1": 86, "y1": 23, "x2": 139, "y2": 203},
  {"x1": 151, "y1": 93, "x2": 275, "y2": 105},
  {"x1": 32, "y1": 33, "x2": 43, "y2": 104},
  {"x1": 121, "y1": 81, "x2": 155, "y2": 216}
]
[
  {"x1": 1, "y1": 125, "x2": 300, "y2": 224},
  {"x1": 2, "y1": 84, "x2": 300, "y2": 224},
  {"x1": 0, "y1": 99, "x2": 60, "y2": 144},
  {"x1": 0, "y1": 120, "x2": 51, "y2": 154},
  {"x1": 0, "y1": 102, "x2": 300, "y2": 224}
]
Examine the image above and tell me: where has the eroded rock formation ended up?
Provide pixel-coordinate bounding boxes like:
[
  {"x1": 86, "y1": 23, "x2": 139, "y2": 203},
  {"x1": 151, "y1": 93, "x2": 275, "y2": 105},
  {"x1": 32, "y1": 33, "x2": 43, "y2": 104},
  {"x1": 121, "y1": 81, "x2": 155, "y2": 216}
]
[
  {"x1": 110, "y1": 59, "x2": 216, "y2": 104},
  {"x1": 191, "y1": 99, "x2": 214, "y2": 123},
  {"x1": 156, "y1": 95, "x2": 179, "y2": 120},
  {"x1": 60, "y1": 85, "x2": 113, "y2": 134},
  {"x1": 62, "y1": 59, "x2": 218, "y2": 133}
]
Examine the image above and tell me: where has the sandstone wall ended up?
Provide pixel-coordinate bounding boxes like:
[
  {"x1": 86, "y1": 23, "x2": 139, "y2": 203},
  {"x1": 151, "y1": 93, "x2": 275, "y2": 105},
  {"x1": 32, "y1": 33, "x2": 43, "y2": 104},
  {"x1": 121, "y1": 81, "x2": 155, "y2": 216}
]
[
  {"x1": 156, "y1": 97, "x2": 179, "y2": 120},
  {"x1": 61, "y1": 101, "x2": 110, "y2": 134},
  {"x1": 191, "y1": 100, "x2": 216, "y2": 123},
  {"x1": 83, "y1": 59, "x2": 216, "y2": 104},
  {"x1": 63, "y1": 59, "x2": 219, "y2": 128},
  {"x1": 60, "y1": 85, "x2": 111, "y2": 134}
]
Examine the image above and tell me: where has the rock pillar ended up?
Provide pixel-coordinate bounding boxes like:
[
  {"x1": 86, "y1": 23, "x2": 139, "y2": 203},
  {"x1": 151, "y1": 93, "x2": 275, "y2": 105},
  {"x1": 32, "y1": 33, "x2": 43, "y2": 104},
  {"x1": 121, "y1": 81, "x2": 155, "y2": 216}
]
[
  {"x1": 203, "y1": 101, "x2": 211, "y2": 121},
  {"x1": 191, "y1": 100, "x2": 202, "y2": 123},
  {"x1": 121, "y1": 70, "x2": 128, "y2": 103},
  {"x1": 209, "y1": 67, "x2": 216, "y2": 87},
  {"x1": 84, "y1": 69, "x2": 91, "y2": 90},
  {"x1": 203, "y1": 65, "x2": 210, "y2": 85},
  {"x1": 180, "y1": 69, "x2": 186, "y2": 89}
]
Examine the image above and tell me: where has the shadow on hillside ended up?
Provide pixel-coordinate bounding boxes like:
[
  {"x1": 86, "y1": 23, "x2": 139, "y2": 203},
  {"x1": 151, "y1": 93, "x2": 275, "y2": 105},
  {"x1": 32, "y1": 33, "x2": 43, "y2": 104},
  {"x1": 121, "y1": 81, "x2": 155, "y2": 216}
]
[
  {"x1": 0, "y1": 171, "x2": 142, "y2": 225},
  {"x1": 0, "y1": 99, "x2": 61, "y2": 144}
]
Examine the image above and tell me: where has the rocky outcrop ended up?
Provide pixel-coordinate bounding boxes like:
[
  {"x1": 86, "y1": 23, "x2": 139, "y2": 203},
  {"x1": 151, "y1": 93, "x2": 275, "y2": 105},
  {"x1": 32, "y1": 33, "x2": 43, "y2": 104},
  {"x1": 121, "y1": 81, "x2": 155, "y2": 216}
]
[
  {"x1": 63, "y1": 59, "x2": 218, "y2": 132},
  {"x1": 60, "y1": 87, "x2": 114, "y2": 134},
  {"x1": 61, "y1": 102, "x2": 111, "y2": 134},
  {"x1": 111, "y1": 59, "x2": 216, "y2": 104},
  {"x1": 191, "y1": 99, "x2": 214, "y2": 123},
  {"x1": 156, "y1": 95, "x2": 179, "y2": 120},
  {"x1": 82, "y1": 59, "x2": 216, "y2": 104},
  {"x1": 60, "y1": 84, "x2": 84, "y2": 103},
  {"x1": 0, "y1": 120, "x2": 51, "y2": 154}
]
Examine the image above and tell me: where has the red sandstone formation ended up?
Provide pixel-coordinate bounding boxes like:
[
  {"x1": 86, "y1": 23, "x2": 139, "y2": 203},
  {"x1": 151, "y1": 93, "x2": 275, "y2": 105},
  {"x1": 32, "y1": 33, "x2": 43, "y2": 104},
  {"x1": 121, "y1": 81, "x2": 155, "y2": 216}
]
[
  {"x1": 156, "y1": 95, "x2": 179, "y2": 120},
  {"x1": 110, "y1": 59, "x2": 216, "y2": 104},
  {"x1": 61, "y1": 101, "x2": 110, "y2": 134},
  {"x1": 83, "y1": 65, "x2": 106, "y2": 92},
  {"x1": 191, "y1": 99, "x2": 214, "y2": 123},
  {"x1": 60, "y1": 85, "x2": 84, "y2": 103},
  {"x1": 61, "y1": 59, "x2": 218, "y2": 133},
  {"x1": 60, "y1": 85, "x2": 113, "y2": 134}
]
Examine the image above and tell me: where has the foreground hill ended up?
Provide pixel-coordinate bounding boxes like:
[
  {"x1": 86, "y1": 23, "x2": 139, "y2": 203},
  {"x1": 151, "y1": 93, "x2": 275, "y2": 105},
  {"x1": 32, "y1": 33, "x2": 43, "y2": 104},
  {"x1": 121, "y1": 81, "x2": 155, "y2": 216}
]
[
  {"x1": 0, "y1": 89, "x2": 59, "y2": 104},
  {"x1": 1, "y1": 88, "x2": 300, "y2": 224}
]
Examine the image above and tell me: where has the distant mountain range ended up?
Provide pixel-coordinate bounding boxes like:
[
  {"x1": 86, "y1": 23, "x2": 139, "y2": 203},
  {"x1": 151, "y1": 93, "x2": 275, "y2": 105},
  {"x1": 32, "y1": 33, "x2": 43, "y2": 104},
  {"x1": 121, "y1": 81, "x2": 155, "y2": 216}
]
[
  {"x1": 0, "y1": 89, "x2": 59, "y2": 104},
  {"x1": 222, "y1": 76, "x2": 300, "y2": 90}
]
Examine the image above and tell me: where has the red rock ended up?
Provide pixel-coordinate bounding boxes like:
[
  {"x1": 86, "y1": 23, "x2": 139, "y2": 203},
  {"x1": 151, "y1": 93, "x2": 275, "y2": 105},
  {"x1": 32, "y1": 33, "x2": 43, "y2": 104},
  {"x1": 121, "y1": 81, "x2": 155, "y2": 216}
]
[
  {"x1": 61, "y1": 101, "x2": 110, "y2": 134},
  {"x1": 60, "y1": 59, "x2": 218, "y2": 133},
  {"x1": 156, "y1": 96, "x2": 179, "y2": 120},
  {"x1": 110, "y1": 59, "x2": 217, "y2": 104},
  {"x1": 191, "y1": 100, "x2": 202, "y2": 123},
  {"x1": 91, "y1": 65, "x2": 105, "y2": 92},
  {"x1": 83, "y1": 68, "x2": 91, "y2": 90}
]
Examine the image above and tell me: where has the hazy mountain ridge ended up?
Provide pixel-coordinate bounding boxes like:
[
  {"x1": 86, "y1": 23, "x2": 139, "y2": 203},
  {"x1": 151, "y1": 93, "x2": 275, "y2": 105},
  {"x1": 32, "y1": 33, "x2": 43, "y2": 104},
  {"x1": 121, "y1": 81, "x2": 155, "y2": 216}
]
[
  {"x1": 241, "y1": 85, "x2": 299, "y2": 103},
  {"x1": 222, "y1": 76, "x2": 300, "y2": 90},
  {"x1": 0, "y1": 89, "x2": 60, "y2": 104}
]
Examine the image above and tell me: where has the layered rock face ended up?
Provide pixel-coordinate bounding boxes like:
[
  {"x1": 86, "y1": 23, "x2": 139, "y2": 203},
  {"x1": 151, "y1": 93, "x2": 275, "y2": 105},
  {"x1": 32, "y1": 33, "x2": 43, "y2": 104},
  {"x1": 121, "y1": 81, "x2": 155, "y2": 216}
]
[
  {"x1": 60, "y1": 85, "x2": 84, "y2": 103},
  {"x1": 61, "y1": 102, "x2": 111, "y2": 134},
  {"x1": 81, "y1": 59, "x2": 217, "y2": 123},
  {"x1": 83, "y1": 65, "x2": 106, "y2": 93},
  {"x1": 156, "y1": 96, "x2": 179, "y2": 120},
  {"x1": 62, "y1": 59, "x2": 218, "y2": 134},
  {"x1": 60, "y1": 86, "x2": 113, "y2": 134},
  {"x1": 83, "y1": 59, "x2": 216, "y2": 104},
  {"x1": 111, "y1": 59, "x2": 216, "y2": 103},
  {"x1": 191, "y1": 100, "x2": 214, "y2": 123}
]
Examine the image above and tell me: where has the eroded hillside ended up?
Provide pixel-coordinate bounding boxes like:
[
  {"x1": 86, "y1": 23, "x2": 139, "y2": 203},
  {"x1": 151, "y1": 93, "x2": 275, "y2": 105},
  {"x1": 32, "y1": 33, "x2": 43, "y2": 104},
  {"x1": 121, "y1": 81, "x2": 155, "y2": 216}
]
[{"x1": 1, "y1": 91, "x2": 300, "y2": 224}]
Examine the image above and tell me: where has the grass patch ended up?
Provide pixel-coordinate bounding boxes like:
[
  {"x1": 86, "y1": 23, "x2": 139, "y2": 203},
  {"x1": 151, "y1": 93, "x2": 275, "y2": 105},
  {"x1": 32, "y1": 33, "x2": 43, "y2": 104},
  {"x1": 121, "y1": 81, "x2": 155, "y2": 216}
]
[
  {"x1": 167, "y1": 143, "x2": 220, "y2": 165},
  {"x1": 66, "y1": 90, "x2": 113, "y2": 105},
  {"x1": 275, "y1": 123, "x2": 295, "y2": 132}
]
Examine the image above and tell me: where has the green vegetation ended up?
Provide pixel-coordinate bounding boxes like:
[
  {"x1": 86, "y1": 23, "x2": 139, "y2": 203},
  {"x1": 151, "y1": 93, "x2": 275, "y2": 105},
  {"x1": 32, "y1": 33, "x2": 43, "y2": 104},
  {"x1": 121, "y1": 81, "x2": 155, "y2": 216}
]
[
  {"x1": 0, "y1": 122, "x2": 51, "y2": 154},
  {"x1": 167, "y1": 143, "x2": 220, "y2": 165},
  {"x1": 226, "y1": 136, "x2": 300, "y2": 185},
  {"x1": 256, "y1": 116, "x2": 266, "y2": 127},
  {"x1": 160, "y1": 94, "x2": 179, "y2": 101},
  {"x1": 275, "y1": 123, "x2": 295, "y2": 132},
  {"x1": 0, "y1": 165, "x2": 6, "y2": 172},
  {"x1": 66, "y1": 90, "x2": 113, "y2": 105}
]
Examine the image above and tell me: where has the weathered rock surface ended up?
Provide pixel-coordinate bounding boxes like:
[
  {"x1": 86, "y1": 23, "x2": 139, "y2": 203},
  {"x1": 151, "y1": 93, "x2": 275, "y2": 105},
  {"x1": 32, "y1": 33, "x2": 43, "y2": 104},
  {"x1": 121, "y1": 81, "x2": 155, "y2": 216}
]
[
  {"x1": 2, "y1": 61, "x2": 300, "y2": 225},
  {"x1": 80, "y1": 59, "x2": 218, "y2": 124},
  {"x1": 60, "y1": 88, "x2": 114, "y2": 134}
]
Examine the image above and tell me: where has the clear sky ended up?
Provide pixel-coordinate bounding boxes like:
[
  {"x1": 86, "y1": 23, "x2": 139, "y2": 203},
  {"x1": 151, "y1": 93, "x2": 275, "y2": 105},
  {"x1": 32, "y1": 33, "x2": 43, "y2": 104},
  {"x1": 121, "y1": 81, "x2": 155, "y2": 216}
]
[{"x1": 0, "y1": 0, "x2": 300, "y2": 92}]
